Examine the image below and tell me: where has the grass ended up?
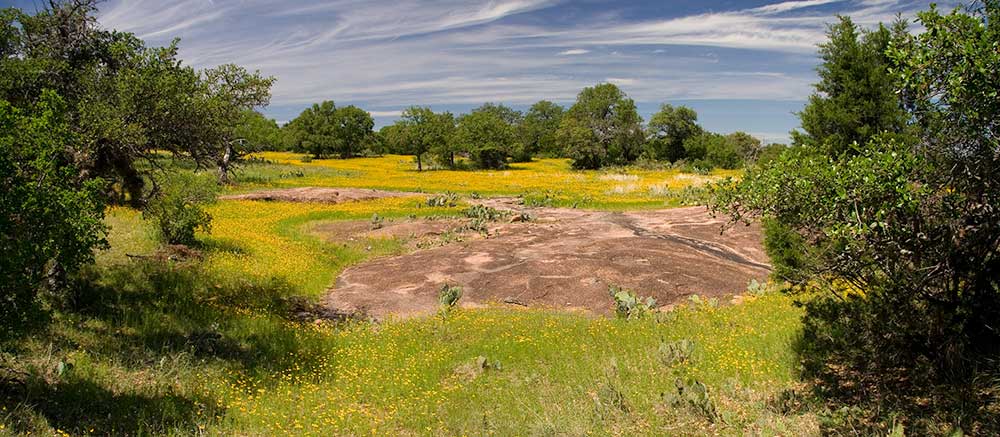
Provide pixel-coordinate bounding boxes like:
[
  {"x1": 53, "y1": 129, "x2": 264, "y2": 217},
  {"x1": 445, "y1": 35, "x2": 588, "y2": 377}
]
[
  {"x1": 232, "y1": 153, "x2": 738, "y2": 209},
  {"x1": 0, "y1": 156, "x2": 817, "y2": 436}
]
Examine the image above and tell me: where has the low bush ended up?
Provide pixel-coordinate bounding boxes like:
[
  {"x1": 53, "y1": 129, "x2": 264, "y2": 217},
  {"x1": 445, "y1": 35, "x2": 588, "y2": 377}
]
[
  {"x1": 143, "y1": 172, "x2": 219, "y2": 246},
  {"x1": 609, "y1": 285, "x2": 656, "y2": 319}
]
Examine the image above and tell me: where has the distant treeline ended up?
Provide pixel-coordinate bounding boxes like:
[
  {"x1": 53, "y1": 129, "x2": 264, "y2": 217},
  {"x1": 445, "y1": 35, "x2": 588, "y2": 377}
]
[{"x1": 247, "y1": 85, "x2": 782, "y2": 171}]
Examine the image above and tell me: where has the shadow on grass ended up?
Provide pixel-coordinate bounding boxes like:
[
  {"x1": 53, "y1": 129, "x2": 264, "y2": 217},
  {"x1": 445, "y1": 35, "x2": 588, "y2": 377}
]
[
  {"x1": 1, "y1": 256, "x2": 343, "y2": 434},
  {"x1": 68, "y1": 260, "x2": 328, "y2": 373},
  {"x1": 791, "y1": 297, "x2": 1000, "y2": 435},
  {"x1": 2, "y1": 375, "x2": 222, "y2": 435},
  {"x1": 197, "y1": 237, "x2": 251, "y2": 256}
]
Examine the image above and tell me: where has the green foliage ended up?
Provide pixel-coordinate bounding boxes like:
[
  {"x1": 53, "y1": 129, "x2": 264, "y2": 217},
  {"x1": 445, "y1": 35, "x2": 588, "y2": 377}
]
[
  {"x1": 455, "y1": 105, "x2": 518, "y2": 169},
  {"x1": 462, "y1": 204, "x2": 509, "y2": 222},
  {"x1": 609, "y1": 285, "x2": 656, "y2": 320},
  {"x1": 792, "y1": 16, "x2": 908, "y2": 155},
  {"x1": 286, "y1": 101, "x2": 375, "y2": 159},
  {"x1": 426, "y1": 192, "x2": 459, "y2": 207},
  {"x1": 725, "y1": 131, "x2": 763, "y2": 163},
  {"x1": 334, "y1": 105, "x2": 376, "y2": 158},
  {"x1": 558, "y1": 83, "x2": 644, "y2": 169},
  {"x1": 286, "y1": 101, "x2": 338, "y2": 157},
  {"x1": 234, "y1": 110, "x2": 283, "y2": 151},
  {"x1": 755, "y1": 143, "x2": 787, "y2": 166},
  {"x1": 761, "y1": 218, "x2": 814, "y2": 284},
  {"x1": 682, "y1": 131, "x2": 744, "y2": 170},
  {"x1": 0, "y1": 92, "x2": 106, "y2": 334},
  {"x1": 390, "y1": 106, "x2": 455, "y2": 171},
  {"x1": 143, "y1": 172, "x2": 219, "y2": 246},
  {"x1": 438, "y1": 284, "x2": 463, "y2": 314},
  {"x1": 646, "y1": 104, "x2": 702, "y2": 162},
  {"x1": 518, "y1": 100, "x2": 564, "y2": 159},
  {"x1": 715, "y1": 4, "x2": 1000, "y2": 432},
  {"x1": 662, "y1": 378, "x2": 720, "y2": 423},
  {"x1": 658, "y1": 339, "x2": 695, "y2": 367},
  {"x1": 0, "y1": 2, "x2": 272, "y2": 202}
]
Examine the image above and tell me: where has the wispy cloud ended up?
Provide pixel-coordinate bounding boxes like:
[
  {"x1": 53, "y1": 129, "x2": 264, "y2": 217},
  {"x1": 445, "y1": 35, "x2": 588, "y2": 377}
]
[
  {"x1": 368, "y1": 110, "x2": 403, "y2": 117},
  {"x1": 94, "y1": 0, "x2": 939, "y2": 135}
]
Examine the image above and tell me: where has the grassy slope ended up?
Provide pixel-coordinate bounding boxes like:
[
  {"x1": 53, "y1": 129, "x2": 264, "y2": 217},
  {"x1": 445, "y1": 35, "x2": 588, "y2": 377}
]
[{"x1": 0, "y1": 157, "x2": 816, "y2": 436}]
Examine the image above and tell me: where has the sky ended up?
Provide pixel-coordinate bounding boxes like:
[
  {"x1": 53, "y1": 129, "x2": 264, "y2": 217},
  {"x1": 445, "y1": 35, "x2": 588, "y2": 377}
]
[{"x1": 10, "y1": 0, "x2": 947, "y2": 143}]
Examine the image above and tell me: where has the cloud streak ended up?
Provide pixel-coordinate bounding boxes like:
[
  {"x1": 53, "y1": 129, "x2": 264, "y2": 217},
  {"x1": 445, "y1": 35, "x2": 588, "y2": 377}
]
[{"x1": 94, "y1": 0, "x2": 939, "y2": 135}]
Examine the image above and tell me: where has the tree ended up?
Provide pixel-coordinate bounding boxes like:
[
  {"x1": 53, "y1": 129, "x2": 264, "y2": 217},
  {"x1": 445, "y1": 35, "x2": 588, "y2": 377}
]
[
  {"x1": 646, "y1": 104, "x2": 701, "y2": 162},
  {"x1": 476, "y1": 102, "x2": 523, "y2": 126},
  {"x1": 555, "y1": 116, "x2": 600, "y2": 169},
  {"x1": 0, "y1": 1, "x2": 255, "y2": 205},
  {"x1": 201, "y1": 63, "x2": 274, "y2": 183},
  {"x1": 455, "y1": 107, "x2": 517, "y2": 169},
  {"x1": 334, "y1": 105, "x2": 374, "y2": 158},
  {"x1": 393, "y1": 106, "x2": 454, "y2": 171},
  {"x1": 725, "y1": 131, "x2": 762, "y2": 162},
  {"x1": 518, "y1": 100, "x2": 564, "y2": 160},
  {"x1": 1, "y1": 92, "x2": 106, "y2": 334},
  {"x1": 714, "y1": 3, "x2": 1000, "y2": 430},
  {"x1": 378, "y1": 123, "x2": 408, "y2": 155},
  {"x1": 559, "y1": 83, "x2": 644, "y2": 169},
  {"x1": 792, "y1": 16, "x2": 908, "y2": 155},
  {"x1": 426, "y1": 111, "x2": 457, "y2": 167},
  {"x1": 286, "y1": 101, "x2": 339, "y2": 158},
  {"x1": 234, "y1": 110, "x2": 284, "y2": 151},
  {"x1": 681, "y1": 132, "x2": 743, "y2": 170},
  {"x1": 143, "y1": 171, "x2": 218, "y2": 246}
]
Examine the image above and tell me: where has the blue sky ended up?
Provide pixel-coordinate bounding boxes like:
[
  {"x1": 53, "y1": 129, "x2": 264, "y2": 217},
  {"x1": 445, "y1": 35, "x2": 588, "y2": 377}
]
[{"x1": 9, "y1": 0, "x2": 945, "y2": 143}]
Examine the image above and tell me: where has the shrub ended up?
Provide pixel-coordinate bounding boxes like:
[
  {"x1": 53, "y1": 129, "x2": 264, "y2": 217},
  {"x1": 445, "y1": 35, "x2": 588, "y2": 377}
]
[
  {"x1": 426, "y1": 192, "x2": 459, "y2": 207},
  {"x1": 1, "y1": 93, "x2": 107, "y2": 335},
  {"x1": 658, "y1": 339, "x2": 695, "y2": 367},
  {"x1": 662, "y1": 378, "x2": 720, "y2": 422},
  {"x1": 438, "y1": 284, "x2": 463, "y2": 315},
  {"x1": 143, "y1": 172, "x2": 218, "y2": 246},
  {"x1": 609, "y1": 285, "x2": 656, "y2": 319},
  {"x1": 760, "y1": 218, "x2": 814, "y2": 284}
]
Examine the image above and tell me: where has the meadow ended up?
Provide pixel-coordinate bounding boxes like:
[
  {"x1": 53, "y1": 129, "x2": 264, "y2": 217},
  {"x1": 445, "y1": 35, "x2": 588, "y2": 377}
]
[
  {"x1": 235, "y1": 153, "x2": 739, "y2": 209},
  {"x1": 1, "y1": 155, "x2": 816, "y2": 436}
]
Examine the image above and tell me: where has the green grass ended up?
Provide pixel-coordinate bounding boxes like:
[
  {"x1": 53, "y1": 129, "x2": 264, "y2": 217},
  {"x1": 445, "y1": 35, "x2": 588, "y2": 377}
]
[{"x1": 0, "y1": 159, "x2": 816, "y2": 436}]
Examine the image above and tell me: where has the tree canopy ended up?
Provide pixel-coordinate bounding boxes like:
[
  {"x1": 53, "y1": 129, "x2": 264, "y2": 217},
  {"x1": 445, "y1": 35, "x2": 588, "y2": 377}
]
[
  {"x1": 389, "y1": 106, "x2": 455, "y2": 171},
  {"x1": 646, "y1": 104, "x2": 702, "y2": 162},
  {"x1": 559, "y1": 83, "x2": 644, "y2": 169},
  {"x1": 792, "y1": 16, "x2": 908, "y2": 155},
  {"x1": 713, "y1": 4, "x2": 1000, "y2": 429},
  {"x1": 519, "y1": 100, "x2": 565, "y2": 160},
  {"x1": 455, "y1": 106, "x2": 518, "y2": 169}
]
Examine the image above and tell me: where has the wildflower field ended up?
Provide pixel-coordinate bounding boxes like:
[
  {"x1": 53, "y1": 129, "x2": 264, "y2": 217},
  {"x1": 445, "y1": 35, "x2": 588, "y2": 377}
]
[
  {"x1": 1, "y1": 157, "x2": 817, "y2": 436},
  {"x1": 235, "y1": 153, "x2": 739, "y2": 209}
]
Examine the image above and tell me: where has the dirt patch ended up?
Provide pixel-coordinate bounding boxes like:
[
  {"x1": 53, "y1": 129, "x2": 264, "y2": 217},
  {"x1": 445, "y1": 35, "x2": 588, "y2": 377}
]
[
  {"x1": 322, "y1": 199, "x2": 770, "y2": 319},
  {"x1": 221, "y1": 187, "x2": 421, "y2": 203},
  {"x1": 310, "y1": 218, "x2": 470, "y2": 250}
]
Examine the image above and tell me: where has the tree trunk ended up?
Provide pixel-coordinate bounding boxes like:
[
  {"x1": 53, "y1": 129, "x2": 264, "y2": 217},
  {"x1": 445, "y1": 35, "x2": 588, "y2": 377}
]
[
  {"x1": 218, "y1": 143, "x2": 234, "y2": 185},
  {"x1": 417, "y1": 154, "x2": 423, "y2": 171}
]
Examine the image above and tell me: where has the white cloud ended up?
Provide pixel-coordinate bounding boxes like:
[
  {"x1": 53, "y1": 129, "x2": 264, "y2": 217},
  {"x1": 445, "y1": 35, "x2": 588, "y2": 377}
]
[
  {"x1": 93, "y1": 0, "x2": 923, "y2": 116},
  {"x1": 748, "y1": 0, "x2": 843, "y2": 15},
  {"x1": 368, "y1": 110, "x2": 403, "y2": 117},
  {"x1": 606, "y1": 77, "x2": 636, "y2": 86}
]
